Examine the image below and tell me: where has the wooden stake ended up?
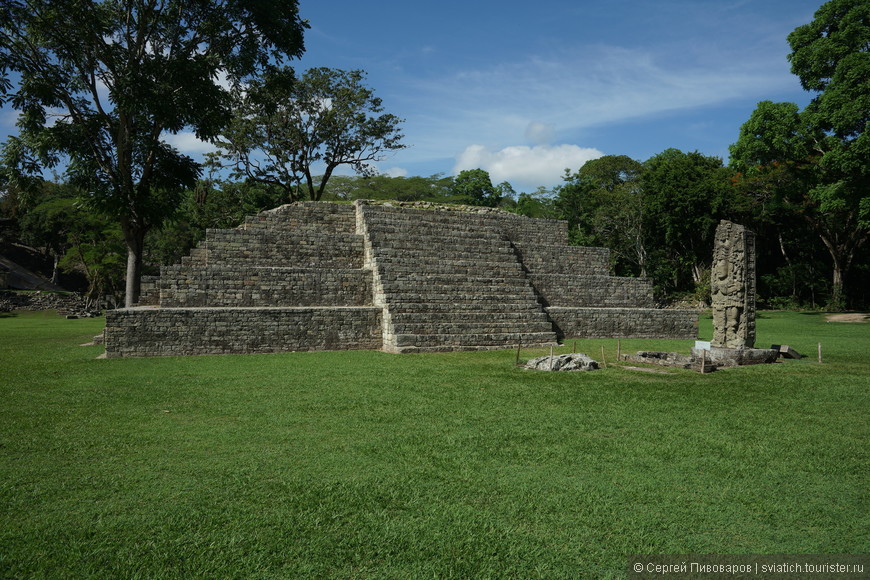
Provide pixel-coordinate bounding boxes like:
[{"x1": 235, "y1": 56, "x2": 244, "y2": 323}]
[
  {"x1": 617, "y1": 339, "x2": 621, "y2": 361},
  {"x1": 572, "y1": 341, "x2": 576, "y2": 353},
  {"x1": 516, "y1": 342, "x2": 521, "y2": 366},
  {"x1": 700, "y1": 349, "x2": 706, "y2": 374},
  {"x1": 549, "y1": 345, "x2": 554, "y2": 371},
  {"x1": 818, "y1": 342, "x2": 822, "y2": 364},
  {"x1": 600, "y1": 345, "x2": 607, "y2": 369}
]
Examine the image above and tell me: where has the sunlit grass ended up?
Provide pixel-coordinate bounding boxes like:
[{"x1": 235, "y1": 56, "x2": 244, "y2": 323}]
[{"x1": 1, "y1": 310, "x2": 867, "y2": 578}]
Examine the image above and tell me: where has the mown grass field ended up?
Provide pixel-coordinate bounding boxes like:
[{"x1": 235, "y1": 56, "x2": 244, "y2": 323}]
[{"x1": 1, "y1": 310, "x2": 867, "y2": 578}]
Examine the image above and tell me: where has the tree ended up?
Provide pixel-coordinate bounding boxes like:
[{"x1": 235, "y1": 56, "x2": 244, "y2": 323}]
[
  {"x1": 641, "y1": 149, "x2": 741, "y2": 296},
  {"x1": 17, "y1": 182, "x2": 80, "y2": 284},
  {"x1": 556, "y1": 155, "x2": 647, "y2": 276},
  {"x1": 513, "y1": 187, "x2": 557, "y2": 219},
  {"x1": 0, "y1": 0, "x2": 307, "y2": 306},
  {"x1": 451, "y1": 168, "x2": 504, "y2": 207},
  {"x1": 321, "y1": 174, "x2": 456, "y2": 203},
  {"x1": 217, "y1": 67, "x2": 405, "y2": 203},
  {"x1": 730, "y1": 0, "x2": 869, "y2": 308}
]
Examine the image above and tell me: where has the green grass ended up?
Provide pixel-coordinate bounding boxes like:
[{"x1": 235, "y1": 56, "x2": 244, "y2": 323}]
[{"x1": 1, "y1": 310, "x2": 867, "y2": 579}]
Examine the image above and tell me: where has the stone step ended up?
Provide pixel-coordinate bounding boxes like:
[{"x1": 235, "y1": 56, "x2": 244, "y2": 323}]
[
  {"x1": 364, "y1": 218, "x2": 504, "y2": 235},
  {"x1": 366, "y1": 230, "x2": 507, "y2": 247},
  {"x1": 391, "y1": 320, "x2": 555, "y2": 335},
  {"x1": 378, "y1": 273, "x2": 532, "y2": 288},
  {"x1": 387, "y1": 302, "x2": 545, "y2": 313},
  {"x1": 371, "y1": 246, "x2": 517, "y2": 262},
  {"x1": 389, "y1": 310, "x2": 551, "y2": 324},
  {"x1": 384, "y1": 291, "x2": 539, "y2": 304},
  {"x1": 377, "y1": 263, "x2": 525, "y2": 277},
  {"x1": 393, "y1": 331, "x2": 558, "y2": 349}
]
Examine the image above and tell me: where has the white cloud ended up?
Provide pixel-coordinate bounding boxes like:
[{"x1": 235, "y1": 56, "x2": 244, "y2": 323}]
[
  {"x1": 162, "y1": 131, "x2": 216, "y2": 156},
  {"x1": 395, "y1": 41, "x2": 798, "y2": 169},
  {"x1": 454, "y1": 143, "x2": 603, "y2": 189},
  {"x1": 381, "y1": 166, "x2": 408, "y2": 177}
]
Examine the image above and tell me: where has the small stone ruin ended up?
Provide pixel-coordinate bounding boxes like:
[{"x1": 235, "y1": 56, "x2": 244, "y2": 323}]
[{"x1": 103, "y1": 201, "x2": 699, "y2": 357}]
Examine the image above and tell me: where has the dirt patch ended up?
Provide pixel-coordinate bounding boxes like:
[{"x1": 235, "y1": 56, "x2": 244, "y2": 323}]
[{"x1": 826, "y1": 312, "x2": 870, "y2": 323}]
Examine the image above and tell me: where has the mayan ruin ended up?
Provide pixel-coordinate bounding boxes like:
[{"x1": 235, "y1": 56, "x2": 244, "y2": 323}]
[{"x1": 103, "y1": 201, "x2": 699, "y2": 357}]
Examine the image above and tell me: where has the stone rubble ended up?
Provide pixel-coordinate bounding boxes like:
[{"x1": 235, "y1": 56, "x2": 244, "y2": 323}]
[{"x1": 525, "y1": 353, "x2": 600, "y2": 371}]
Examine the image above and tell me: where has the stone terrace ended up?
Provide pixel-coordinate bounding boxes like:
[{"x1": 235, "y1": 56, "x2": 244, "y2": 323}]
[{"x1": 104, "y1": 201, "x2": 697, "y2": 357}]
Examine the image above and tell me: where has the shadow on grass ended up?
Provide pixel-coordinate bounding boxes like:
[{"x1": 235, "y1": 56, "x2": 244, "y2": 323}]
[{"x1": 0, "y1": 312, "x2": 18, "y2": 319}]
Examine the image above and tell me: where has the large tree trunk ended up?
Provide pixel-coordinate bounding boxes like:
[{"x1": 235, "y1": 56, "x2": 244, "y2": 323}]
[{"x1": 122, "y1": 223, "x2": 146, "y2": 308}]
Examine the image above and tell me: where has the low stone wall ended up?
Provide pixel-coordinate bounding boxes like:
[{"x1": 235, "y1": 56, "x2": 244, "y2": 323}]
[
  {"x1": 104, "y1": 306, "x2": 383, "y2": 357},
  {"x1": 546, "y1": 307, "x2": 698, "y2": 339}
]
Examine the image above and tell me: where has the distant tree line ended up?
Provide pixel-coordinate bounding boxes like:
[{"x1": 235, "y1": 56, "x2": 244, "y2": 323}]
[{"x1": 0, "y1": 0, "x2": 866, "y2": 310}]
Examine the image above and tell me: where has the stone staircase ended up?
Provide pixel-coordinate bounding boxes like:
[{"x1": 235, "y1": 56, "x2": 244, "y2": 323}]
[{"x1": 358, "y1": 203, "x2": 557, "y2": 352}]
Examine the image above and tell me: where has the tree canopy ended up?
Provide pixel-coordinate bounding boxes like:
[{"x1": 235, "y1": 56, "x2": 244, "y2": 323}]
[
  {"x1": 730, "y1": 0, "x2": 869, "y2": 308},
  {"x1": 0, "y1": 0, "x2": 308, "y2": 306},
  {"x1": 451, "y1": 169, "x2": 506, "y2": 207},
  {"x1": 217, "y1": 67, "x2": 405, "y2": 203}
]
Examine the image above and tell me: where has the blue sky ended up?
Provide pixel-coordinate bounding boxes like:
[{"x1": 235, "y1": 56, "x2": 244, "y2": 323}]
[
  {"x1": 289, "y1": 0, "x2": 822, "y2": 191},
  {"x1": 1, "y1": 0, "x2": 824, "y2": 193}
]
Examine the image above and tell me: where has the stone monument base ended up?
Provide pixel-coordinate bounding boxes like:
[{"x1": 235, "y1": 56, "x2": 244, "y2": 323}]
[{"x1": 691, "y1": 346, "x2": 779, "y2": 367}]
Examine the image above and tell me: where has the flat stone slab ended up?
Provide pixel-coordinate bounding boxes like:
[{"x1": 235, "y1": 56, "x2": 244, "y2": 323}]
[
  {"x1": 691, "y1": 346, "x2": 779, "y2": 367},
  {"x1": 525, "y1": 353, "x2": 599, "y2": 371},
  {"x1": 621, "y1": 351, "x2": 716, "y2": 373},
  {"x1": 771, "y1": 344, "x2": 803, "y2": 359}
]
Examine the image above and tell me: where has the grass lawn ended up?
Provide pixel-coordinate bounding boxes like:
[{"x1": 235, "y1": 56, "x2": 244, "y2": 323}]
[{"x1": 1, "y1": 310, "x2": 867, "y2": 578}]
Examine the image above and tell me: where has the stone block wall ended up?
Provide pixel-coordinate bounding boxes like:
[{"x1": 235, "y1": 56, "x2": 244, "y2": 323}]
[
  {"x1": 157, "y1": 266, "x2": 373, "y2": 308},
  {"x1": 512, "y1": 244, "x2": 610, "y2": 276},
  {"x1": 184, "y1": 230, "x2": 365, "y2": 269},
  {"x1": 105, "y1": 306, "x2": 382, "y2": 357},
  {"x1": 546, "y1": 307, "x2": 699, "y2": 339},
  {"x1": 530, "y1": 274, "x2": 655, "y2": 308}
]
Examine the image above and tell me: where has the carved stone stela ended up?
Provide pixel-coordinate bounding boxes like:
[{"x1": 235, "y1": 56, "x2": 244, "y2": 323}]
[{"x1": 711, "y1": 220, "x2": 756, "y2": 349}]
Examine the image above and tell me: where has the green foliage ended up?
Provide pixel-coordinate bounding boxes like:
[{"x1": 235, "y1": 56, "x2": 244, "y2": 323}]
[
  {"x1": 217, "y1": 67, "x2": 405, "y2": 203},
  {"x1": 642, "y1": 149, "x2": 742, "y2": 296},
  {"x1": 730, "y1": 0, "x2": 869, "y2": 309},
  {"x1": 0, "y1": 312, "x2": 867, "y2": 576},
  {"x1": 321, "y1": 174, "x2": 458, "y2": 203},
  {"x1": 556, "y1": 156, "x2": 647, "y2": 276},
  {"x1": 8, "y1": 181, "x2": 125, "y2": 298},
  {"x1": 0, "y1": 0, "x2": 308, "y2": 305},
  {"x1": 511, "y1": 187, "x2": 557, "y2": 219},
  {"x1": 451, "y1": 168, "x2": 504, "y2": 207},
  {"x1": 58, "y1": 219, "x2": 126, "y2": 303}
]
